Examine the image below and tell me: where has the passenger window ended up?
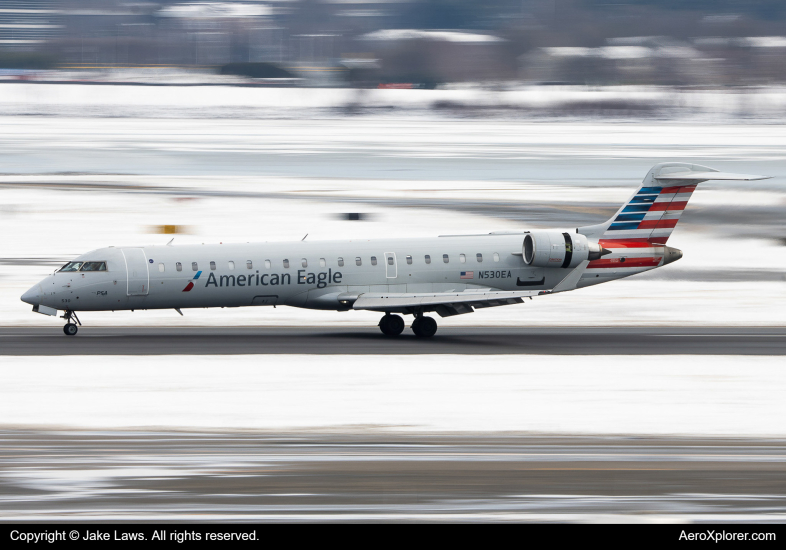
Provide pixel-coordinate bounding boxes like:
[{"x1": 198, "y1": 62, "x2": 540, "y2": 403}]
[
  {"x1": 406, "y1": 255, "x2": 412, "y2": 265},
  {"x1": 371, "y1": 256, "x2": 377, "y2": 266},
  {"x1": 493, "y1": 252, "x2": 500, "y2": 262},
  {"x1": 283, "y1": 259, "x2": 290, "y2": 268},
  {"x1": 319, "y1": 258, "x2": 326, "y2": 268},
  {"x1": 176, "y1": 262, "x2": 182, "y2": 272},
  {"x1": 443, "y1": 254, "x2": 449, "y2": 264},
  {"x1": 247, "y1": 260, "x2": 253, "y2": 269},
  {"x1": 338, "y1": 257, "x2": 344, "y2": 267},
  {"x1": 192, "y1": 262, "x2": 198, "y2": 271},
  {"x1": 81, "y1": 261, "x2": 107, "y2": 272},
  {"x1": 158, "y1": 263, "x2": 165, "y2": 273},
  {"x1": 387, "y1": 256, "x2": 394, "y2": 265},
  {"x1": 476, "y1": 253, "x2": 482, "y2": 262},
  {"x1": 425, "y1": 255, "x2": 431, "y2": 264},
  {"x1": 210, "y1": 261, "x2": 216, "y2": 270},
  {"x1": 302, "y1": 258, "x2": 308, "y2": 268},
  {"x1": 59, "y1": 262, "x2": 83, "y2": 272},
  {"x1": 228, "y1": 261, "x2": 235, "y2": 270},
  {"x1": 355, "y1": 257, "x2": 362, "y2": 266},
  {"x1": 459, "y1": 254, "x2": 466, "y2": 263},
  {"x1": 264, "y1": 259, "x2": 271, "y2": 269}
]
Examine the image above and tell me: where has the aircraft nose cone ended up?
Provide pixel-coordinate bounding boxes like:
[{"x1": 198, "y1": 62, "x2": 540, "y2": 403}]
[{"x1": 21, "y1": 285, "x2": 40, "y2": 306}]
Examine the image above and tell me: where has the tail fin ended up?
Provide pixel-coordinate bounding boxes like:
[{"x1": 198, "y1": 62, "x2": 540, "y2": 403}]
[{"x1": 578, "y1": 162, "x2": 770, "y2": 245}]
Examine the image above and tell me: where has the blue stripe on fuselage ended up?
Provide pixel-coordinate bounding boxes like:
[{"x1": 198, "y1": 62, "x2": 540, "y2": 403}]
[{"x1": 194, "y1": 270, "x2": 202, "y2": 280}]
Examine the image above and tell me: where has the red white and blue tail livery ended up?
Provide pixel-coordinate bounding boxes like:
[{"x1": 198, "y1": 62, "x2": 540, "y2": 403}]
[{"x1": 574, "y1": 162, "x2": 770, "y2": 283}]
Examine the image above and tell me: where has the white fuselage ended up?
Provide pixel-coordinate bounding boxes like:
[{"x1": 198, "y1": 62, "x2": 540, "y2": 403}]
[{"x1": 28, "y1": 234, "x2": 662, "y2": 314}]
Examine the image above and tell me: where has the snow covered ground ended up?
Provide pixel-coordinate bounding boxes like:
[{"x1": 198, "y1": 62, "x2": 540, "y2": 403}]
[
  {"x1": 4, "y1": 82, "x2": 786, "y2": 120},
  {"x1": 1, "y1": 354, "x2": 783, "y2": 436}
]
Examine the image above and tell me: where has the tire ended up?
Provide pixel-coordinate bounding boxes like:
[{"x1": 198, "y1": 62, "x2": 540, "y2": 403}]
[
  {"x1": 387, "y1": 315, "x2": 404, "y2": 336},
  {"x1": 378, "y1": 315, "x2": 391, "y2": 335},
  {"x1": 412, "y1": 316, "x2": 437, "y2": 338},
  {"x1": 379, "y1": 314, "x2": 404, "y2": 336},
  {"x1": 63, "y1": 323, "x2": 78, "y2": 336}
]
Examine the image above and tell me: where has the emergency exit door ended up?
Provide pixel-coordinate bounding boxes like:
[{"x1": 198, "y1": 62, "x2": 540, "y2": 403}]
[{"x1": 384, "y1": 252, "x2": 397, "y2": 279}]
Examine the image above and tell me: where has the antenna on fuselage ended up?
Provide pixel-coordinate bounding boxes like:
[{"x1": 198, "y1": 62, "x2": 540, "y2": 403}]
[
  {"x1": 302, "y1": 234, "x2": 308, "y2": 241},
  {"x1": 166, "y1": 238, "x2": 174, "y2": 246}
]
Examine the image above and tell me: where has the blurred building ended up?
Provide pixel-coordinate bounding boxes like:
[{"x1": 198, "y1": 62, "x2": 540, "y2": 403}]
[
  {"x1": 0, "y1": 0, "x2": 62, "y2": 49},
  {"x1": 1, "y1": 0, "x2": 786, "y2": 87}
]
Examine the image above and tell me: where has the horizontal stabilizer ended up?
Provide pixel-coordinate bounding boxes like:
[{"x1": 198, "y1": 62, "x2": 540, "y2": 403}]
[{"x1": 655, "y1": 172, "x2": 771, "y2": 181}]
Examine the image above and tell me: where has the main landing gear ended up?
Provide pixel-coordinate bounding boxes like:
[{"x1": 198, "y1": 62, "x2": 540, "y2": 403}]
[
  {"x1": 411, "y1": 314, "x2": 438, "y2": 338},
  {"x1": 379, "y1": 313, "x2": 405, "y2": 336},
  {"x1": 61, "y1": 310, "x2": 81, "y2": 336},
  {"x1": 378, "y1": 313, "x2": 438, "y2": 338}
]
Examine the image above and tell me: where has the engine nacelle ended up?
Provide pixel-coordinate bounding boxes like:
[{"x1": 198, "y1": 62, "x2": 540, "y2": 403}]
[{"x1": 522, "y1": 231, "x2": 606, "y2": 268}]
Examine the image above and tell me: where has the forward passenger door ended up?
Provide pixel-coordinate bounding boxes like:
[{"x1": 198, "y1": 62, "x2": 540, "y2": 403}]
[{"x1": 121, "y1": 248, "x2": 150, "y2": 296}]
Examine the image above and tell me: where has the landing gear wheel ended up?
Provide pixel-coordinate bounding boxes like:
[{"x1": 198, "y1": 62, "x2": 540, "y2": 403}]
[
  {"x1": 63, "y1": 323, "x2": 78, "y2": 336},
  {"x1": 411, "y1": 316, "x2": 437, "y2": 338},
  {"x1": 379, "y1": 314, "x2": 405, "y2": 336}
]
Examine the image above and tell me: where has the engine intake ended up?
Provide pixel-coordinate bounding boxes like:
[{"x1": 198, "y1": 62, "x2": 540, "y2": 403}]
[{"x1": 523, "y1": 232, "x2": 609, "y2": 268}]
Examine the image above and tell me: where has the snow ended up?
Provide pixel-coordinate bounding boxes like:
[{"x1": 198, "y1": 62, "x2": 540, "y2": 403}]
[
  {"x1": 359, "y1": 29, "x2": 504, "y2": 43},
  {"x1": 1, "y1": 354, "x2": 784, "y2": 436},
  {"x1": 5, "y1": 83, "x2": 786, "y2": 119}
]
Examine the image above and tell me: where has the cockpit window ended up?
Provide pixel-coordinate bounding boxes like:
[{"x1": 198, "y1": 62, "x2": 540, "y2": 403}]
[
  {"x1": 59, "y1": 262, "x2": 83, "y2": 272},
  {"x1": 81, "y1": 261, "x2": 107, "y2": 272}
]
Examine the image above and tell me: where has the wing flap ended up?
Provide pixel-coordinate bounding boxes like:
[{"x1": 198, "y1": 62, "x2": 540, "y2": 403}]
[{"x1": 352, "y1": 289, "x2": 538, "y2": 312}]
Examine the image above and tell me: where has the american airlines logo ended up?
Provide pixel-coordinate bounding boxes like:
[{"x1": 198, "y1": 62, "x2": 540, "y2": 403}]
[{"x1": 182, "y1": 270, "x2": 202, "y2": 292}]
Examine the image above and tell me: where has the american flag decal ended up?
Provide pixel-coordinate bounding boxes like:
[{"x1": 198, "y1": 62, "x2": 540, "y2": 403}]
[{"x1": 460, "y1": 271, "x2": 474, "y2": 279}]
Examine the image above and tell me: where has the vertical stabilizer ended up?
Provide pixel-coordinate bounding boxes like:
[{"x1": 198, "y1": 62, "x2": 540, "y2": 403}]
[{"x1": 577, "y1": 162, "x2": 769, "y2": 245}]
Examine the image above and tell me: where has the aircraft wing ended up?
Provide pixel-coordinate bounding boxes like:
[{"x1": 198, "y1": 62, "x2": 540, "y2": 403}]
[
  {"x1": 352, "y1": 289, "x2": 541, "y2": 317},
  {"x1": 350, "y1": 260, "x2": 590, "y2": 317}
]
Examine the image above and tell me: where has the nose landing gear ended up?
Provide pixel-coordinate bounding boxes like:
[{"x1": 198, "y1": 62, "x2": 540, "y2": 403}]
[
  {"x1": 379, "y1": 313, "x2": 405, "y2": 336},
  {"x1": 61, "y1": 310, "x2": 81, "y2": 336}
]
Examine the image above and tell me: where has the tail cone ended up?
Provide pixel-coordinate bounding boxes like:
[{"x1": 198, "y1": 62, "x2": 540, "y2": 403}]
[
  {"x1": 663, "y1": 246, "x2": 683, "y2": 265},
  {"x1": 588, "y1": 247, "x2": 613, "y2": 261}
]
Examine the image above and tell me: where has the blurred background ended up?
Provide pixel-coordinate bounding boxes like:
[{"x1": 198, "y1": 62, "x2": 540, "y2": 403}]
[
  {"x1": 4, "y1": 0, "x2": 786, "y2": 90},
  {"x1": 1, "y1": 0, "x2": 786, "y2": 523}
]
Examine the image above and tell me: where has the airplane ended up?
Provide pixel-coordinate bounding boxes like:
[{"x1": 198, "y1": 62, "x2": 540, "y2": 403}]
[{"x1": 21, "y1": 162, "x2": 770, "y2": 337}]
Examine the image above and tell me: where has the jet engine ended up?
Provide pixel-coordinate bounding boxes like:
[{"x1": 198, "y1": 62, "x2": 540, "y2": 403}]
[{"x1": 522, "y1": 231, "x2": 608, "y2": 269}]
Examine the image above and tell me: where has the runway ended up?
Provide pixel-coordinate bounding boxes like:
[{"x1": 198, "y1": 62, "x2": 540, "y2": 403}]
[
  {"x1": 1, "y1": 326, "x2": 784, "y2": 355},
  {"x1": 2, "y1": 430, "x2": 785, "y2": 522}
]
